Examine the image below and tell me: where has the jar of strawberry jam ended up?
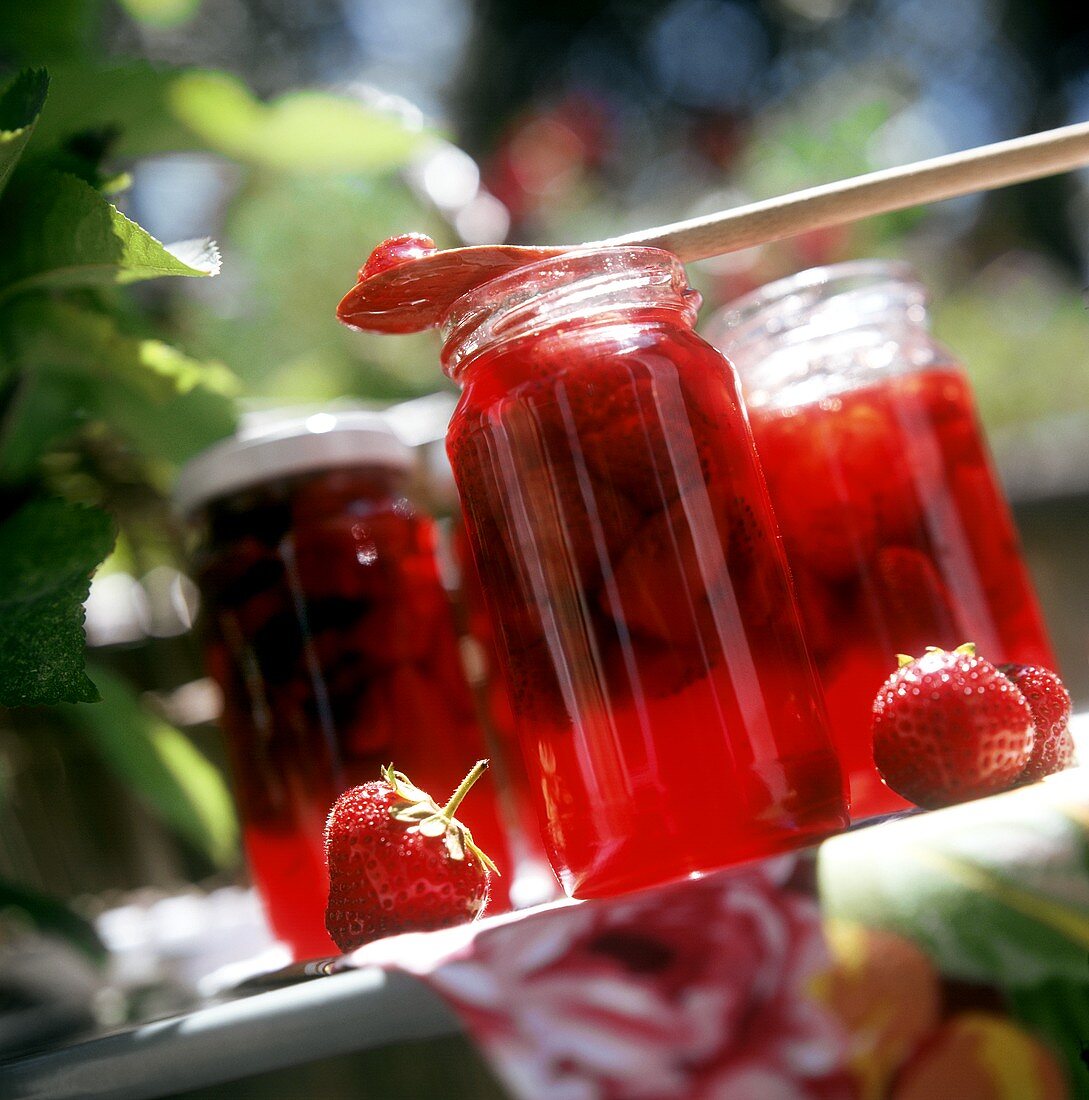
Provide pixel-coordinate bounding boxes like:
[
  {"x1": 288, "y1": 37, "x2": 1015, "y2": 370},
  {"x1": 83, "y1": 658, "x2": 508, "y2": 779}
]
[
  {"x1": 176, "y1": 411, "x2": 513, "y2": 959},
  {"x1": 442, "y1": 247, "x2": 849, "y2": 899},
  {"x1": 705, "y1": 261, "x2": 1057, "y2": 820}
]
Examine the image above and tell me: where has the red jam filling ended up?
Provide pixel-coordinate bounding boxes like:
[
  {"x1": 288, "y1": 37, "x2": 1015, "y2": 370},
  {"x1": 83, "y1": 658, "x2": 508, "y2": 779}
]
[
  {"x1": 337, "y1": 235, "x2": 564, "y2": 334},
  {"x1": 357, "y1": 233, "x2": 437, "y2": 280}
]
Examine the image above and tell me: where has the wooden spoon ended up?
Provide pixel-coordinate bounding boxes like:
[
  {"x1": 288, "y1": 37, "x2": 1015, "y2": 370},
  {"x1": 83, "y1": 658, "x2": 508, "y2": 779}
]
[{"x1": 337, "y1": 120, "x2": 1089, "y2": 334}]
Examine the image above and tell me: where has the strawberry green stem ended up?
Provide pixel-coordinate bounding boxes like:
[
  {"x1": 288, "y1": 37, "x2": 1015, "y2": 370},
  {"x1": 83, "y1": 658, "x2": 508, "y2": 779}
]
[{"x1": 442, "y1": 759, "x2": 489, "y2": 818}]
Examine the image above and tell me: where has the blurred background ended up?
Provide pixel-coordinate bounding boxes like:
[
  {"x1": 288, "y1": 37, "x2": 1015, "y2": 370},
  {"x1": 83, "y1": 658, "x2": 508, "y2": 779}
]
[{"x1": 0, "y1": 0, "x2": 1087, "y2": 1049}]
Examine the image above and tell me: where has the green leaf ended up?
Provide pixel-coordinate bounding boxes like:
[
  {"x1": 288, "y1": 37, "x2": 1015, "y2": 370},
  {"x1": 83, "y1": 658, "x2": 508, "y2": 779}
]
[
  {"x1": 1007, "y1": 980, "x2": 1089, "y2": 1096},
  {"x1": 0, "y1": 876, "x2": 106, "y2": 963},
  {"x1": 118, "y1": 0, "x2": 202, "y2": 28},
  {"x1": 25, "y1": 63, "x2": 430, "y2": 171},
  {"x1": 0, "y1": 499, "x2": 115, "y2": 707},
  {"x1": 167, "y1": 71, "x2": 429, "y2": 173},
  {"x1": 27, "y1": 62, "x2": 204, "y2": 158},
  {"x1": 65, "y1": 665, "x2": 238, "y2": 868},
  {"x1": 0, "y1": 300, "x2": 239, "y2": 478},
  {"x1": 0, "y1": 169, "x2": 220, "y2": 302},
  {"x1": 0, "y1": 69, "x2": 49, "y2": 197},
  {"x1": 7, "y1": 299, "x2": 238, "y2": 398},
  {"x1": 0, "y1": 371, "x2": 87, "y2": 484},
  {"x1": 818, "y1": 779, "x2": 1089, "y2": 988},
  {"x1": 0, "y1": 0, "x2": 97, "y2": 66}
]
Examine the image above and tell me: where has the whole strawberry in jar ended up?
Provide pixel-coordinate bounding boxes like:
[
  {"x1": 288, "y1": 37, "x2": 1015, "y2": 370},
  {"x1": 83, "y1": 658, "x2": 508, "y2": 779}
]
[{"x1": 176, "y1": 411, "x2": 515, "y2": 959}]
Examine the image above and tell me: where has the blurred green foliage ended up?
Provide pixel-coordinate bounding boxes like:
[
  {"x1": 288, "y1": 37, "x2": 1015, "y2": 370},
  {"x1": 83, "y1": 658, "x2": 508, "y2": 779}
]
[
  {"x1": 169, "y1": 71, "x2": 429, "y2": 174},
  {"x1": 117, "y1": 0, "x2": 203, "y2": 30},
  {"x1": 934, "y1": 264, "x2": 1089, "y2": 430},
  {"x1": 0, "y1": 0, "x2": 450, "y2": 894},
  {"x1": 0, "y1": 499, "x2": 114, "y2": 708},
  {"x1": 66, "y1": 663, "x2": 239, "y2": 868},
  {"x1": 0, "y1": 63, "x2": 238, "y2": 874},
  {"x1": 0, "y1": 68, "x2": 225, "y2": 703},
  {"x1": 179, "y1": 173, "x2": 447, "y2": 400}
]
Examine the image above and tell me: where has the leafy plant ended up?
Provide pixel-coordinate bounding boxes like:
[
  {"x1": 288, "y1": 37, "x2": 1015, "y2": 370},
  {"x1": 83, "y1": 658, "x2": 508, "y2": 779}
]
[
  {"x1": 0, "y1": 42, "x2": 442, "y2": 883},
  {"x1": 65, "y1": 663, "x2": 238, "y2": 866},
  {"x1": 0, "y1": 498, "x2": 114, "y2": 707},
  {"x1": 0, "y1": 65, "x2": 238, "y2": 867}
]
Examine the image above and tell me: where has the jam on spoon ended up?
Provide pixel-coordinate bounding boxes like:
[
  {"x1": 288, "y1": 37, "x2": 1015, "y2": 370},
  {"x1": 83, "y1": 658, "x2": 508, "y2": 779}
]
[
  {"x1": 339, "y1": 124, "x2": 1089, "y2": 336},
  {"x1": 337, "y1": 234, "x2": 572, "y2": 334}
]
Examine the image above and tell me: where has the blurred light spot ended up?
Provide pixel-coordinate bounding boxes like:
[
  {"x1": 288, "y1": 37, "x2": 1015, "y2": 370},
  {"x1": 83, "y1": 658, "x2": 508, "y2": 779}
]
[
  {"x1": 648, "y1": 0, "x2": 771, "y2": 110},
  {"x1": 143, "y1": 566, "x2": 197, "y2": 638},
  {"x1": 84, "y1": 573, "x2": 149, "y2": 647},
  {"x1": 170, "y1": 571, "x2": 200, "y2": 630},
  {"x1": 454, "y1": 192, "x2": 511, "y2": 245},
  {"x1": 131, "y1": 155, "x2": 237, "y2": 247},
  {"x1": 407, "y1": 142, "x2": 481, "y2": 211},
  {"x1": 339, "y1": 82, "x2": 426, "y2": 133},
  {"x1": 354, "y1": 536, "x2": 379, "y2": 566},
  {"x1": 770, "y1": 0, "x2": 851, "y2": 23},
  {"x1": 508, "y1": 117, "x2": 585, "y2": 196},
  {"x1": 384, "y1": 392, "x2": 458, "y2": 446},
  {"x1": 155, "y1": 678, "x2": 224, "y2": 727},
  {"x1": 339, "y1": 0, "x2": 471, "y2": 118},
  {"x1": 306, "y1": 412, "x2": 338, "y2": 434}
]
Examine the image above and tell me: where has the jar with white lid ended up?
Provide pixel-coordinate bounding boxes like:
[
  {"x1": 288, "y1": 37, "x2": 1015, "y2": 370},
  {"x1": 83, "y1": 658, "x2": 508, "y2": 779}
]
[{"x1": 176, "y1": 410, "x2": 513, "y2": 958}]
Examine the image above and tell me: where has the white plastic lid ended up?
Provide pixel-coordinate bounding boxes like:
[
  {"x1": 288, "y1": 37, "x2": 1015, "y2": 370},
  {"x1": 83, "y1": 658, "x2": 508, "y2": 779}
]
[{"x1": 173, "y1": 409, "x2": 414, "y2": 516}]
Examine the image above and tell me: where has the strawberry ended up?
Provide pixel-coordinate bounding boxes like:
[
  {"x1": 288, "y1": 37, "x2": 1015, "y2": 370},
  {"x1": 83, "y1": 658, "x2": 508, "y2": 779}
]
[
  {"x1": 869, "y1": 546, "x2": 958, "y2": 654},
  {"x1": 325, "y1": 760, "x2": 498, "y2": 952},
  {"x1": 357, "y1": 233, "x2": 436, "y2": 280},
  {"x1": 998, "y1": 663, "x2": 1076, "y2": 783},
  {"x1": 609, "y1": 637, "x2": 707, "y2": 701},
  {"x1": 872, "y1": 643, "x2": 1034, "y2": 809},
  {"x1": 575, "y1": 363, "x2": 722, "y2": 512},
  {"x1": 451, "y1": 398, "x2": 641, "y2": 602},
  {"x1": 599, "y1": 494, "x2": 730, "y2": 648},
  {"x1": 727, "y1": 492, "x2": 789, "y2": 629},
  {"x1": 757, "y1": 397, "x2": 930, "y2": 578},
  {"x1": 789, "y1": 563, "x2": 848, "y2": 666}
]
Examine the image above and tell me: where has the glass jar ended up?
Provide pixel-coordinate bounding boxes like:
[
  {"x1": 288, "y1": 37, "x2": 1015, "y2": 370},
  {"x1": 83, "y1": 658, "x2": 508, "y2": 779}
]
[
  {"x1": 176, "y1": 412, "x2": 513, "y2": 959},
  {"x1": 442, "y1": 247, "x2": 848, "y2": 899},
  {"x1": 705, "y1": 261, "x2": 1057, "y2": 820},
  {"x1": 451, "y1": 517, "x2": 562, "y2": 906}
]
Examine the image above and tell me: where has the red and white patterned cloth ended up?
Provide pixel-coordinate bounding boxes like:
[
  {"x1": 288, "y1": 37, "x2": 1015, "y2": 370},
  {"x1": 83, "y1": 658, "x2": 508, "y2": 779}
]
[
  {"x1": 340, "y1": 858, "x2": 855, "y2": 1099},
  {"x1": 329, "y1": 775, "x2": 1089, "y2": 1098}
]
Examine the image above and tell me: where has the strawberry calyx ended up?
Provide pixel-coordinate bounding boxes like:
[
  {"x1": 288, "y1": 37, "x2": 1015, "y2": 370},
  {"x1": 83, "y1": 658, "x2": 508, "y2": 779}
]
[
  {"x1": 897, "y1": 642, "x2": 976, "y2": 668},
  {"x1": 383, "y1": 760, "x2": 500, "y2": 876}
]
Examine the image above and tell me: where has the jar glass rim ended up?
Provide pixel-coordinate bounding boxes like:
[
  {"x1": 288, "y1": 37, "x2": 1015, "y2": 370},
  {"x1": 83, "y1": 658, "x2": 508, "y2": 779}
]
[
  {"x1": 705, "y1": 258, "x2": 927, "y2": 362},
  {"x1": 721, "y1": 258, "x2": 922, "y2": 322},
  {"x1": 440, "y1": 246, "x2": 698, "y2": 379}
]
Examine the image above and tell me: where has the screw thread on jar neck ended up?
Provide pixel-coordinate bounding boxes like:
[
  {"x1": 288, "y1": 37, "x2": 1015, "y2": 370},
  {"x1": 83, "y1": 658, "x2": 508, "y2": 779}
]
[
  {"x1": 707, "y1": 260, "x2": 936, "y2": 409},
  {"x1": 439, "y1": 247, "x2": 701, "y2": 383}
]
